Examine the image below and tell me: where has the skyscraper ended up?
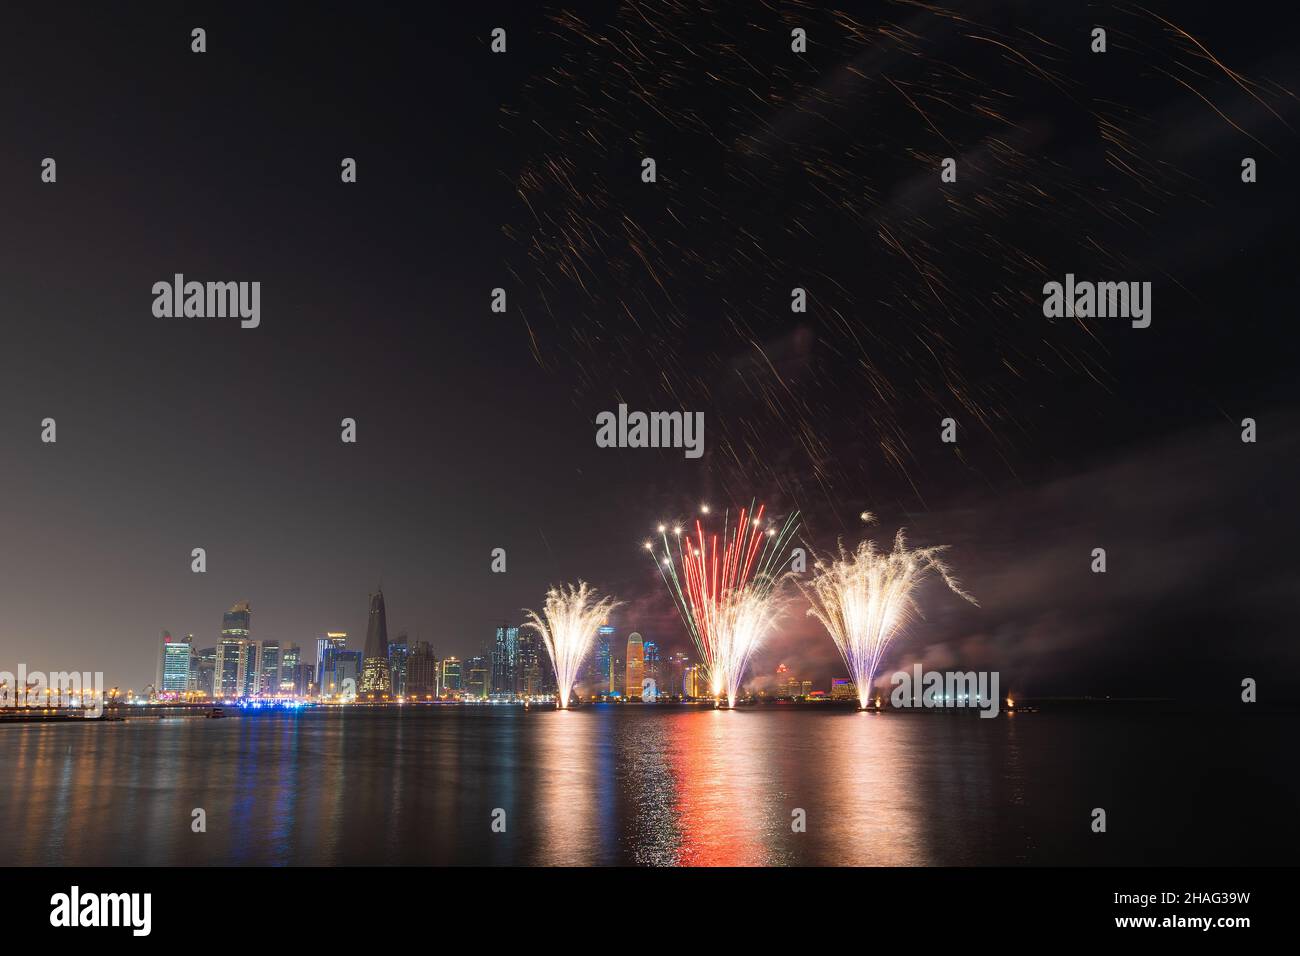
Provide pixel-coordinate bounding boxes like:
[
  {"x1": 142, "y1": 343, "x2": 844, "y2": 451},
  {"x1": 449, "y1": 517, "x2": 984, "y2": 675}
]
[
  {"x1": 279, "y1": 643, "x2": 301, "y2": 694},
  {"x1": 316, "y1": 633, "x2": 347, "y2": 692},
  {"x1": 465, "y1": 655, "x2": 489, "y2": 699},
  {"x1": 491, "y1": 624, "x2": 519, "y2": 697},
  {"x1": 668, "y1": 652, "x2": 688, "y2": 698},
  {"x1": 360, "y1": 589, "x2": 392, "y2": 697},
  {"x1": 626, "y1": 632, "x2": 644, "y2": 701},
  {"x1": 157, "y1": 631, "x2": 193, "y2": 696},
  {"x1": 241, "y1": 641, "x2": 260, "y2": 697},
  {"x1": 259, "y1": 641, "x2": 281, "y2": 696},
  {"x1": 684, "y1": 664, "x2": 706, "y2": 699},
  {"x1": 214, "y1": 601, "x2": 252, "y2": 698},
  {"x1": 388, "y1": 632, "x2": 409, "y2": 696},
  {"x1": 320, "y1": 651, "x2": 343, "y2": 695},
  {"x1": 612, "y1": 654, "x2": 626, "y2": 696},
  {"x1": 590, "y1": 625, "x2": 615, "y2": 696},
  {"x1": 334, "y1": 650, "x2": 363, "y2": 699},
  {"x1": 407, "y1": 640, "x2": 438, "y2": 699},
  {"x1": 195, "y1": 646, "x2": 216, "y2": 698},
  {"x1": 516, "y1": 629, "x2": 544, "y2": 696},
  {"x1": 441, "y1": 656, "x2": 462, "y2": 696},
  {"x1": 643, "y1": 639, "x2": 660, "y2": 688}
]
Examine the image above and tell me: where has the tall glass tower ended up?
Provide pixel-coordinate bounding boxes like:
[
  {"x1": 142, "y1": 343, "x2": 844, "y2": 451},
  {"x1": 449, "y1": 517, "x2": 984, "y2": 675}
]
[
  {"x1": 626, "y1": 632, "x2": 645, "y2": 701},
  {"x1": 316, "y1": 633, "x2": 347, "y2": 693},
  {"x1": 214, "y1": 601, "x2": 251, "y2": 698},
  {"x1": 360, "y1": 589, "x2": 392, "y2": 696},
  {"x1": 593, "y1": 626, "x2": 615, "y2": 695},
  {"x1": 258, "y1": 641, "x2": 281, "y2": 697},
  {"x1": 158, "y1": 631, "x2": 193, "y2": 695},
  {"x1": 491, "y1": 624, "x2": 519, "y2": 697}
]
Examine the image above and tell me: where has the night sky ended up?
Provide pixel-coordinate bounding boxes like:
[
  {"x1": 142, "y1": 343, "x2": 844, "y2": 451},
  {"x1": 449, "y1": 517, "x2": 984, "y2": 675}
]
[{"x1": 1, "y1": 1, "x2": 1296, "y2": 698}]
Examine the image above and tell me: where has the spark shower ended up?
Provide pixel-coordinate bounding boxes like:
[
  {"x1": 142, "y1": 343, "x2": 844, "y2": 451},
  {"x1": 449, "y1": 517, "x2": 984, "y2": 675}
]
[
  {"x1": 799, "y1": 516, "x2": 977, "y2": 710},
  {"x1": 646, "y1": 503, "x2": 800, "y2": 708}
]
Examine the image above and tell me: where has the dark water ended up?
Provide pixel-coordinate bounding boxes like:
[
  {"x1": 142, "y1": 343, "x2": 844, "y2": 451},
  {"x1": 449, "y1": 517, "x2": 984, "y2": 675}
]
[{"x1": 1, "y1": 706, "x2": 1295, "y2": 866}]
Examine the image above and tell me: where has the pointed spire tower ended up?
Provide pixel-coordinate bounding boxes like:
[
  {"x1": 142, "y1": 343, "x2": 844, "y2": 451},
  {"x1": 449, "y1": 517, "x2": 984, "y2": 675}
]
[{"x1": 360, "y1": 587, "x2": 392, "y2": 697}]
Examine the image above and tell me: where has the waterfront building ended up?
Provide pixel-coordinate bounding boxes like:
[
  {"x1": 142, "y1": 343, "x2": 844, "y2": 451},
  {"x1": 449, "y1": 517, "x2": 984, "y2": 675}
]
[
  {"x1": 407, "y1": 640, "x2": 438, "y2": 698},
  {"x1": 491, "y1": 624, "x2": 519, "y2": 697},
  {"x1": 360, "y1": 589, "x2": 393, "y2": 697},
  {"x1": 643, "y1": 639, "x2": 660, "y2": 688},
  {"x1": 465, "y1": 655, "x2": 489, "y2": 699},
  {"x1": 625, "y1": 632, "x2": 644, "y2": 701},
  {"x1": 259, "y1": 641, "x2": 281, "y2": 696},
  {"x1": 591, "y1": 625, "x2": 614, "y2": 695},
  {"x1": 279, "y1": 643, "x2": 302, "y2": 694},
  {"x1": 684, "y1": 664, "x2": 707, "y2": 699},
  {"x1": 831, "y1": 677, "x2": 858, "y2": 700},
  {"x1": 441, "y1": 656, "x2": 463, "y2": 696},
  {"x1": 516, "y1": 629, "x2": 544, "y2": 696},
  {"x1": 214, "y1": 601, "x2": 252, "y2": 698},
  {"x1": 388, "y1": 633, "x2": 409, "y2": 696},
  {"x1": 157, "y1": 631, "x2": 193, "y2": 695},
  {"x1": 194, "y1": 646, "x2": 216, "y2": 698},
  {"x1": 316, "y1": 633, "x2": 347, "y2": 692}
]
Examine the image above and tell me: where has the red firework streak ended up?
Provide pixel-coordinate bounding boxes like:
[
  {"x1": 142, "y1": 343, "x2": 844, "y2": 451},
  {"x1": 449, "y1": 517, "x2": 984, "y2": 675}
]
[{"x1": 650, "y1": 503, "x2": 801, "y2": 696}]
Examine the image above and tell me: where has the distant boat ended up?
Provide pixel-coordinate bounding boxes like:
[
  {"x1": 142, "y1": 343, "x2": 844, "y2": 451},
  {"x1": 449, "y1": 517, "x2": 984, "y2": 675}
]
[{"x1": 205, "y1": 707, "x2": 226, "y2": 719}]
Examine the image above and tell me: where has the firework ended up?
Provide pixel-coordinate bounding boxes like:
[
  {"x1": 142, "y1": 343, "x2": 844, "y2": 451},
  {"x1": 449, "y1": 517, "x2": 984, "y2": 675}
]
[
  {"x1": 647, "y1": 503, "x2": 800, "y2": 707},
  {"x1": 800, "y1": 522, "x2": 977, "y2": 710},
  {"x1": 523, "y1": 581, "x2": 622, "y2": 709}
]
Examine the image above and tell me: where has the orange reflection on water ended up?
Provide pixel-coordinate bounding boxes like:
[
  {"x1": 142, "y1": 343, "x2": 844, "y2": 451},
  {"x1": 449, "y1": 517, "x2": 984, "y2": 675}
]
[
  {"x1": 665, "y1": 708, "x2": 775, "y2": 866},
  {"x1": 817, "y1": 711, "x2": 929, "y2": 865},
  {"x1": 662, "y1": 707, "x2": 929, "y2": 866},
  {"x1": 533, "y1": 709, "x2": 603, "y2": 865}
]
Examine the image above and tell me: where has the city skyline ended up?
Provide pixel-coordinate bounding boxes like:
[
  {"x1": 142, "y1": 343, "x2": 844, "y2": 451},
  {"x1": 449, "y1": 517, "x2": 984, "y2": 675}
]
[
  {"x1": 1, "y1": 1, "x2": 1298, "y2": 910},
  {"x1": 135, "y1": 588, "x2": 854, "y2": 702},
  {"x1": 2, "y1": 3, "x2": 1297, "y2": 707}
]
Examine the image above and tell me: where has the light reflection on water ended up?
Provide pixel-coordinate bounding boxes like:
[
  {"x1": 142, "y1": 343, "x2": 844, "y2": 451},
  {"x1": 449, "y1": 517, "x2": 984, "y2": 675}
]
[{"x1": 0, "y1": 706, "x2": 1293, "y2": 865}]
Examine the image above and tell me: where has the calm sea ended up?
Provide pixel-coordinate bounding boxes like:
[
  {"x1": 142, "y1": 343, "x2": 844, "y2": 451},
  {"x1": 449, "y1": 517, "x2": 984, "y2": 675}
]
[{"x1": 1, "y1": 706, "x2": 1294, "y2": 865}]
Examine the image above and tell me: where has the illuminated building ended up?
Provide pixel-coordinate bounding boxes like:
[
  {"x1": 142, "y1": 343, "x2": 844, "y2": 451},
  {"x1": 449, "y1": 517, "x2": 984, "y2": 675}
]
[
  {"x1": 776, "y1": 664, "x2": 808, "y2": 698},
  {"x1": 258, "y1": 641, "x2": 281, "y2": 696},
  {"x1": 194, "y1": 646, "x2": 216, "y2": 697},
  {"x1": 589, "y1": 625, "x2": 615, "y2": 695},
  {"x1": 157, "y1": 632, "x2": 193, "y2": 695},
  {"x1": 316, "y1": 633, "x2": 347, "y2": 692},
  {"x1": 360, "y1": 589, "x2": 393, "y2": 696},
  {"x1": 831, "y1": 677, "x2": 857, "y2": 700},
  {"x1": 241, "y1": 642, "x2": 260, "y2": 697},
  {"x1": 214, "y1": 601, "x2": 252, "y2": 698},
  {"x1": 318, "y1": 640, "x2": 360, "y2": 697},
  {"x1": 642, "y1": 639, "x2": 660, "y2": 688},
  {"x1": 516, "y1": 629, "x2": 543, "y2": 696},
  {"x1": 214, "y1": 641, "x2": 244, "y2": 698},
  {"x1": 279, "y1": 643, "x2": 302, "y2": 694},
  {"x1": 441, "y1": 656, "x2": 462, "y2": 695},
  {"x1": 388, "y1": 633, "x2": 408, "y2": 696},
  {"x1": 684, "y1": 664, "x2": 706, "y2": 699},
  {"x1": 465, "y1": 655, "x2": 489, "y2": 699},
  {"x1": 625, "y1": 632, "x2": 644, "y2": 700},
  {"x1": 491, "y1": 624, "x2": 519, "y2": 697},
  {"x1": 333, "y1": 651, "x2": 362, "y2": 697},
  {"x1": 667, "y1": 652, "x2": 688, "y2": 697},
  {"x1": 407, "y1": 641, "x2": 437, "y2": 698}
]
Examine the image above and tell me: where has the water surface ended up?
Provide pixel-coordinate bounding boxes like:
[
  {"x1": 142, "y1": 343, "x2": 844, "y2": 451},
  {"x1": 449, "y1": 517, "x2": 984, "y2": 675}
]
[{"x1": 2, "y1": 706, "x2": 1293, "y2": 865}]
